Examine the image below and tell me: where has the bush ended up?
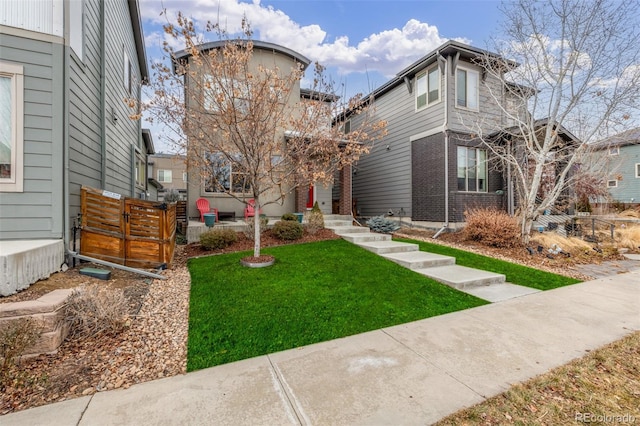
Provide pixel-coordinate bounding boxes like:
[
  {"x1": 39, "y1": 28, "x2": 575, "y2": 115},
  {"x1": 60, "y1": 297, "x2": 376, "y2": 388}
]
[
  {"x1": 281, "y1": 213, "x2": 298, "y2": 221},
  {"x1": 307, "y1": 201, "x2": 325, "y2": 234},
  {"x1": 0, "y1": 318, "x2": 42, "y2": 389},
  {"x1": 463, "y1": 207, "x2": 521, "y2": 248},
  {"x1": 272, "y1": 220, "x2": 303, "y2": 240},
  {"x1": 367, "y1": 216, "x2": 400, "y2": 233},
  {"x1": 64, "y1": 285, "x2": 129, "y2": 340},
  {"x1": 200, "y1": 228, "x2": 238, "y2": 250},
  {"x1": 243, "y1": 215, "x2": 269, "y2": 240}
]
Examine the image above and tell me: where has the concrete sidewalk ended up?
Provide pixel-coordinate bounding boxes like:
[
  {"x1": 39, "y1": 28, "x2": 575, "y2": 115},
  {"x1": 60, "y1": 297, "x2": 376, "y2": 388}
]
[{"x1": 3, "y1": 270, "x2": 639, "y2": 426}]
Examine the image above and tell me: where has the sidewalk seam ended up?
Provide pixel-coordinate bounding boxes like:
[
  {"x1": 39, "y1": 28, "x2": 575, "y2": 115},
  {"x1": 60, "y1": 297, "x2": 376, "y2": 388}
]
[
  {"x1": 76, "y1": 394, "x2": 94, "y2": 426},
  {"x1": 267, "y1": 355, "x2": 307, "y2": 425}
]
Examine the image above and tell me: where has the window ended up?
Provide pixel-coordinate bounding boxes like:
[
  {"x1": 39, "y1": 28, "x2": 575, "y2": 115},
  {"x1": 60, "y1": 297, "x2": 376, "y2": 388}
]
[
  {"x1": 456, "y1": 67, "x2": 479, "y2": 110},
  {"x1": 416, "y1": 66, "x2": 440, "y2": 109},
  {"x1": 157, "y1": 170, "x2": 172, "y2": 183},
  {"x1": 342, "y1": 120, "x2": 351, "y2": 134},
  {"x1": 204, "y1": 152, "x2": 250, "y2": 194},
  {"x1": 203, "y1": 75, "x2": 248, "y2": 112},
  {"x1": 607, "y1": 180, "x2": 618, "y2": 188},
  {"x1": 124, "y1": 50, "x2": 132, "y2": 95},
  {"x1": 457, "y1": 146, "x2": 487, "y2": 192},
  {"x1": 135, "y1": 152, "x2": 145, "y2": 188},
  {"x1": 183, "y1": 172, "x2": 187, "y2": 182},
  {"x1": 608, "y1": 146, "x2": 619, "y2": 156},
  {"x1": 0, "y1": 62, "x2": 24, "y2": 192},
  {"x1": 635, "y1": 163, "x2": 640, "y2": 178}
]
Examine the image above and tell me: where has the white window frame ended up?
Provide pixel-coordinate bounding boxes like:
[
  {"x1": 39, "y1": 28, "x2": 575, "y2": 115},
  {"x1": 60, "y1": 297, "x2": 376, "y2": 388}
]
[
  {"x1": 608, "y1": 146, "x2": 619, "y2": 156},
  {"x1": 0, "y1": 62, "x2": 24, "y2": 193},
  {"x1": 134, "y1": 150, "x2": 146, "y2": 189},
  {"x1": 124, "y1": 49, "x2": 132, "y2": 95},
  {"x1": 157, "y1": 169, "x2": 172, "y2": 183},
  {"x1": 607, "y1": 180, "x2": 618, "y2": 188},
  {"x1": 183, "y1": 172, "x2": 188, "y2": 182},
  {"x1": 203, "y1": 152, "x2": 250, "y2": 195},
  {"x1": 635, "y1": 163, "x2": 640, "y2": 178},
  {"x1": 457, "y1": 146, "x2": 487, "y2": 192},
  {"x1": 455, "y1": 66, "x2": 480, "y2": 111},
  {"x1": 415, "y1": 65, "x2": 440, "y2": 110}
]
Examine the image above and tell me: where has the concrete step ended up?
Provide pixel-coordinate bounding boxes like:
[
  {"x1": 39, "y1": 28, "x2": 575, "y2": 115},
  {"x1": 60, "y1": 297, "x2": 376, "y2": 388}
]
[
  {"x1": 323, "y1": 214, "x2": 353, "y2": 221},
  {"x1": 462, "y1": 282, "x2": 540, "y2": 303},
  {"x1": 382, "y1": 251, "x2": 455, "y2": 269},
  {"x1": 341, "y1": 232, "x2": 392, "y2": 243},
  {"x1": 327, "y1": 226, "x2": 370, "y2": 235},
  {"x1": 415, "y1": 265, "x2": 506, "y2": 289},
  {"x1": 356, "y1": 241, "x2": 419, "y2": 255},
  {"x1": 324, "y1": 220, "x2": 353, "y2": 227}
]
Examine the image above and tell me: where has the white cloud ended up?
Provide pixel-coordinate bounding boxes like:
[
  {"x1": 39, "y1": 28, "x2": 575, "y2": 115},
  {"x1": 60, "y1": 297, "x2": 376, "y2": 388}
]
[{"x1": 139, "y1": 0, "x2": 458, "y2": 79}]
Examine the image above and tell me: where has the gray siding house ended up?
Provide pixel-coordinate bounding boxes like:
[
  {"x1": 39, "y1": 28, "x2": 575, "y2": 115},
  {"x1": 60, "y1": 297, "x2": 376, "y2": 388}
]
[
  {"x1": 0, "y1": 0, "x2": 149, "y2": 294},
  {"x1": 594, "y1": 128, "x2": 640, "y2": 208},
  {"x1": 351, "y1": 41, "x2": 528, "y2": 226}
]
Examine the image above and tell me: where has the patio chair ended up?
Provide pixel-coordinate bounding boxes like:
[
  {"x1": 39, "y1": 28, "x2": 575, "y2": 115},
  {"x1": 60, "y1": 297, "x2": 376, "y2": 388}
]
[
  {"x1": 196, "y1": 198, "x2": 218, "y2": 222},
  {"x1": 244, "y1": 199, "x2": 262, "y2": 221}
]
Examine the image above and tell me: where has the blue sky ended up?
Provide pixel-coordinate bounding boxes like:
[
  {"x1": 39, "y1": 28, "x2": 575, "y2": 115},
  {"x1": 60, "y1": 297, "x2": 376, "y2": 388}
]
[{"x1": 140, "y1": 0, "x2": 504, "y2": 112}]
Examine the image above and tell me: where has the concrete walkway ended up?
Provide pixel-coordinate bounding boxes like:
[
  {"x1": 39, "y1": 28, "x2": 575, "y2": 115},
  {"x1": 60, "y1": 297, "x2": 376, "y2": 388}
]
[{"x1": 3, "y1": 270, "x2": 638, "y2": 426}]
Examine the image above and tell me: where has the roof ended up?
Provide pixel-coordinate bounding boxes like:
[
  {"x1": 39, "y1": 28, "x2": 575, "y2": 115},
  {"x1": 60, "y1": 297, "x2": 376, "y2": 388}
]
[
  {"x1": 300, "y1": 88, "x2": 339, "y2": 103},
  {"x1": 128, "y1": 0, "x2": 149, "y2": 81},
  {"x1": 489, "y1": 118, "x2": 581, "y2": 145},
  {"x1": 174, "y1": 40, "x2": 311, "y2": 71},
  {"x1": 592, "y1": 127, "x2": 640, "y2": 149},
  {"x1": 141, "y1": 128, "x2": 155, "y2": 154}
]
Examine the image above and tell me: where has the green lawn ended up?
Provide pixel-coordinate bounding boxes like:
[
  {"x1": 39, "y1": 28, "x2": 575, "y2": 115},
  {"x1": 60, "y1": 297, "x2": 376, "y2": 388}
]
[
  {"x1": 394, "y1": 237, "x2": 581, "y2": 290},
  {"x1": 186, "y1": 239, "x2": 487, "y2": 371}
]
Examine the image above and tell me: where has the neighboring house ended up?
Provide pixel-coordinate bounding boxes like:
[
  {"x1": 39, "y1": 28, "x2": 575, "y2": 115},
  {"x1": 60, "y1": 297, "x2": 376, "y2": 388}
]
[
  {"x1": 592, "y1": 128, "x2": 640, "y2": 208},
  {"x1": 176, "y1": 41, "x2": 351, "y2": 221},
  {"x1": 148, "y1": 153, "x2": 187, "y2": 201},
  {"x1": 0, "y1": 0, "x2": 149, "y2": 294},
  {"x1": 350, "y1": 40, "x2": 576, "y2": 225}
]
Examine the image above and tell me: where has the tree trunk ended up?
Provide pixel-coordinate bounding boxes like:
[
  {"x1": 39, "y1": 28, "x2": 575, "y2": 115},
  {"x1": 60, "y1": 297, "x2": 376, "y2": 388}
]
[{"x1": 253, "y1": 197, "x2": 261, "y2": 258}]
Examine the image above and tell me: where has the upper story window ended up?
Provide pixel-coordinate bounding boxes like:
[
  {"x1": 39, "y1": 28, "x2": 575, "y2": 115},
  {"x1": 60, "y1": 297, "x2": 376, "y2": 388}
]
[
  {"x1": 124, "y1": 50, "x2": 133, "y2": 95},
  {"x1": 203, "y1": 75, "x2": 248, "y2": 113},
  {"x1": 456, "y1": 67, "x2": 479, "y2": 110},
  {"x1": 342, "y1": 120, "x2": 351, "y2": 134},
  {"x1": 135, "y1": 151, "x2": 146, "y2": 189},
  {"x1": 416, "y1": 66, "x2": 440, "y2": 109},
  {"x1": 457, "y1": 146, "x2": 487, "y2": 192},
  {"x1": 607, "y1": 180, "x2": 618, "y2": 188},
  {"x1": 635, "y1": 163, "x2": 640, "y2": 178},
  {"x1": 0, "y1": 62, "x2": 24, "y2": 193},
  {"x1": 158, "y1": 169, "x2": 172, "y2": 183},
  {"x1": 608, "y1": 146, "x2": 619, "y2": 155}
]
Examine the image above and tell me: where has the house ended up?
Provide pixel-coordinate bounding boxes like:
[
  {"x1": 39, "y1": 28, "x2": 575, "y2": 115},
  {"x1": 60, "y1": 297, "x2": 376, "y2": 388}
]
[
  {"x1": 349, "y1": 40, "x2": 576, "y2": 226},
  {"x1": 175, "y1": 41, "x2": 352, "y2": 222},
  {"x1": 592, "y1": 128, "x2": 640, "y2": 209},
  {"x1": 148, "y1": 153, "x2": 187, "y2": 201},
  {"x1": 0, "y1": 0, "x2": 149, "y2": 294}
]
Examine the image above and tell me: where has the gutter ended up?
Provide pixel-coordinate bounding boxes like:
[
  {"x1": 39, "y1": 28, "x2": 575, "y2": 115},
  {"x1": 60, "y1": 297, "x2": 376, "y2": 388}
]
[
  {"x1": 439, "y1": 52, "x2": 450, "y2": 229},
  {"x1": 62, "y1": 5, "x2": 70, "y2": 261}
]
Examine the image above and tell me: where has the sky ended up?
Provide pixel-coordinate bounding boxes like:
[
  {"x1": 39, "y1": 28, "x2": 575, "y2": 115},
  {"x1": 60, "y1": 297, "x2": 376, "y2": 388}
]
[{"x1": 139, "y1": 0, "x2": 505, "y2": 151}]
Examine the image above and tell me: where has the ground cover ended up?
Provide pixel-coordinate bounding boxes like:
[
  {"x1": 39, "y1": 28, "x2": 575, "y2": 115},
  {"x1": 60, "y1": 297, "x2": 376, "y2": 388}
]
[
  {"x1": 395, "y1": 237, "x2": 582, "y2": 290},
  {"x1": 186, "y1": 238, "x2": 488, "y2": 371}
]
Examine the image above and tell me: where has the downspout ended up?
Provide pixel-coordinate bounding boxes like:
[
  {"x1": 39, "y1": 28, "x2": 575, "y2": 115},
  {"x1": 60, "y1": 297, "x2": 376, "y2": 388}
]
[
  {"x1": 434, "y1": 52, "x2": 449, "y2": 238},
  {"x1": 63, "y1": 1, "x2": 71, "y2": 260},
  {"x1": 100, "y1": 0, "x2": 106, "y2": 188}
]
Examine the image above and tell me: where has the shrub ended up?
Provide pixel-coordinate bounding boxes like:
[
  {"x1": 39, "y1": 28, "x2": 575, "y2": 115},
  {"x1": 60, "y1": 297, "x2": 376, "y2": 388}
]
[
  {"x1": 307, "y1": 201, "x2": 325, "y2": 234},
  {"x1": 243, "y1": 215, "x2": 269, "y2": 240},
  {"x1": 64, "y1": 284, "x2": 129, "y2": 340},
  {"x1": 463, "y1": 207, "x2": 521, "y2": 248},
  {"x1": 367, "y1": 216, "x2": 400, "y2": 233},
  {"x1": 0, "y1": 318, "x2": 42, "y2": 389},
  {"x1": 163, "y1": 189, "x2": 181, "y2": 203},
  {"x1": 200, "y1": 228, "x2": 238, "y2": 250},
  {"x1": 281, "y1": 213, "x2": 298, "y2": 221},
  {"x1": 272, "y1": 220, "x2": 303, "y2": 240}
]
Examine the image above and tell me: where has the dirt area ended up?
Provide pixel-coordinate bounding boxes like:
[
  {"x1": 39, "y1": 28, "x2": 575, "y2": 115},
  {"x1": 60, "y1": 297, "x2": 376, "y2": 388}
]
[{"x1": 0, "y1": 225, "x2": 633, "y2": 415}]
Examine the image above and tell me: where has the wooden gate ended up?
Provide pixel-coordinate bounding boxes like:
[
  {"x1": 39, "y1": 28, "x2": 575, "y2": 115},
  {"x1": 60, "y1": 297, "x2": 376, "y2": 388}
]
[{"x1": 80, "y1": 187, "x2": 176, "y2": 269}]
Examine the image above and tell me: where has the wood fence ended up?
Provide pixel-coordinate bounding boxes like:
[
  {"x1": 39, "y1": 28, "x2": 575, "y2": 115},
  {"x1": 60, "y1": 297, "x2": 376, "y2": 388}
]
[{"x1": 80, "y1": 186, "x2": 176, "y2": 269}]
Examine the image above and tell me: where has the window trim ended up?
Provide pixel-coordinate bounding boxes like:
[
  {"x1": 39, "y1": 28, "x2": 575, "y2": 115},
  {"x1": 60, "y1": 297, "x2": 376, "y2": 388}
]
[
  {"x1": 157, "y1": 169, "x2": 172, "y2": 183},
  {"x1": 607, "y1": 179, "x2": 618, "y2": 188},
  {"x1": 457, "y1": 146, "x2": 488, "y2": 193},
  {"x1": 415, "y1": 65, "x2": 440, "y2": 110},
  {"x1": 0, "y1": 62, "x2": 24, "y2": 193},
  {"x1": 123, "y1": 48, "x2": 132, "y2": 95},
  {"x1": 134, "y1": 150, "x2": 146, "y2": 189},
  {"x1": 455, "y1": 66, "x2": 480, "y2": 111},
  {"x1": 203, "y1": 152, "x2": 250, "y2": 195},
  {"x1": 635, "y1": 163, "x2": 640, "y2": 178},
  {"x1": 608, "y1": 146, "x2": 619, "y2": 156}
]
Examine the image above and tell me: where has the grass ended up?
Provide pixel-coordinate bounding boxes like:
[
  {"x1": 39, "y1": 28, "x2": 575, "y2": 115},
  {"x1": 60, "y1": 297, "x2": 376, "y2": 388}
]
[
  {"x1": 395, "y1": 237, "x2": 581, "y2": 290},
  {"x1": 436, "y1": 331, "x2": 640, "y2": 425},
  {"x1": 186, "y1": 239, "x2": 488, "y2": 371}
]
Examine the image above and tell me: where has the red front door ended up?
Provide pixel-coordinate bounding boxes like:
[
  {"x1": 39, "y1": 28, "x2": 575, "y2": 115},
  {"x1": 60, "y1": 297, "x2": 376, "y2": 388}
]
[{"x1": 306, "y1": 185, "x2": 314, "y2": 209}]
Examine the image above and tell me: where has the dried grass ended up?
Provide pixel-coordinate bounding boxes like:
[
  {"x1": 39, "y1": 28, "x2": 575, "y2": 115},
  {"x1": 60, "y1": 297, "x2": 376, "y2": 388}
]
[
  {"x1": 531, "y1": 233, "x2": 593, "y2": 253},
  {"x1": 0, "y1": 318, "x2": 42, "y2": 390},
  {"x1": 615, "y1": 225, "x2": 640, "y2": 250},
  {"x1": 463, "y1": 208, "x2": 521, "y2": 248},
  {"x1": 64, "y1": 284, "x2": 129, "y2": 340}
]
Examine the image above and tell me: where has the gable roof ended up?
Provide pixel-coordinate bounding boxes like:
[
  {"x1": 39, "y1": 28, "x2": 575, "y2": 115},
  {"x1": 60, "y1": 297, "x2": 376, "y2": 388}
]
[
  {"x1": 592, "y1": 127, "x2": 640, "y2": 150},
  {"x1": 488, "y1": 118, "x2": 581, "y2": 145}
]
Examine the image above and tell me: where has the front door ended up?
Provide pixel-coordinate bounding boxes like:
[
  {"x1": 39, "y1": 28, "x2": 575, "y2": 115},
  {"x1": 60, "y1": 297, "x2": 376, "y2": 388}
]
[{"x1": 306, "y1": 184, "x2": 315, "y2": 209}]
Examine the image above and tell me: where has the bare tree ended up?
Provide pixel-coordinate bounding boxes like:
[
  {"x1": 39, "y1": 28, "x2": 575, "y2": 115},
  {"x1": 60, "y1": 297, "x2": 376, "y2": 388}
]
[
  {"x1": 133, "y1": 15, "x2": 386, "y2": 259},
  {"x1": 468, "y1": 0, "x2": 640, "y2": 243}
]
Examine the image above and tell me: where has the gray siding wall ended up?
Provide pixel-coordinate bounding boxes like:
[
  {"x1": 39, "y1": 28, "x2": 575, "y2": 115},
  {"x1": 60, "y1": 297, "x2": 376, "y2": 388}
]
[
  {"x1": 607, "y1": 144, "x2": 640, "y2": 203},
  {"x1": 67, "y1": 0, "x2": 143, "y2": 225},
  {"x1": 0, "y1": 33, "x2": 64, "y2": 240},
  {"x1": 352, "y1": 72, "x2": 444, "y2": 218}
]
